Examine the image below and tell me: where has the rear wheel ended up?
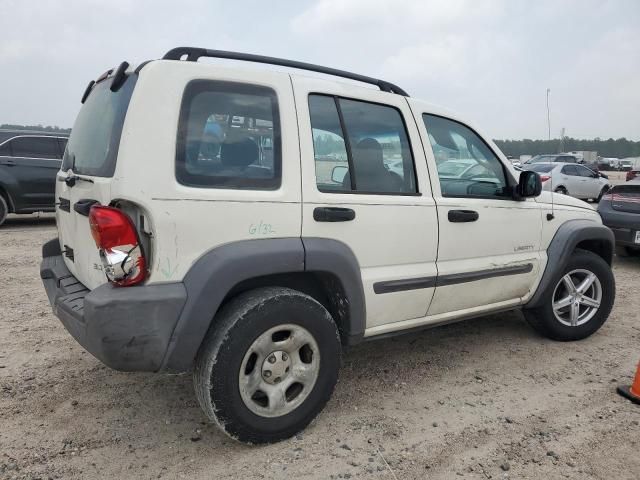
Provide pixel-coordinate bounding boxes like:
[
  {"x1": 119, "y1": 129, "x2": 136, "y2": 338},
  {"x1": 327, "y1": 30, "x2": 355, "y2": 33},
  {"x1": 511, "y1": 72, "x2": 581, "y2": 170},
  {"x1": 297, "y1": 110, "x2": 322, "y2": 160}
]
[
  {"x1": 524, "y1": 249, "x2": 615, "y2": 341},
  {"x1": 555, "y1": 186, "x2": 568, "y2": 195},
  {"x1": 0, "y1": 195, "x2": 8, "y2": 227},
  {"x1": 193, "y1": 287, "x2": 341, "y2": 444}
]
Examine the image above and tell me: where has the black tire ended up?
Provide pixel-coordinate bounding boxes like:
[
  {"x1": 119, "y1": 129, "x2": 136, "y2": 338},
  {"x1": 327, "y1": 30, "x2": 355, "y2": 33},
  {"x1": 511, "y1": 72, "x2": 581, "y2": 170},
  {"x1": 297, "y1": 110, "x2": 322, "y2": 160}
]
[
  {"x1": 555, "y1": 186, "x2": 568, "y2": 195},
  {"x1": 524, "y1": 249, "x2": 615, "y2": 341},
  {"x1": 193, "y1": 287, "x2": 341, "y2": 444},
  {"x1": 0, "y1": 195, "x2": 7, "y2": 227}
]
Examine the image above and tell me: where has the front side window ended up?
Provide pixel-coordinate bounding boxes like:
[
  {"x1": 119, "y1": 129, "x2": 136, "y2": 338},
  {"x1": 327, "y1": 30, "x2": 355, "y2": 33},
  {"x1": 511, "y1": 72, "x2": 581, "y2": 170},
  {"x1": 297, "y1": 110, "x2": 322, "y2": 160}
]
[
  {"x1": 309, "y1": 94, "x2": 417, "y2": 194},
  {"x1": 176, "y1": 80, "x2": 281, "y2": 189},
  {"x1": 9, "y1": 136, "x2": 61, "y2": 159},
  {"x1": 576, "y1": 165, "x2": 596, "y2": 178},
  {"x1": 423, "y1": 114, "x2": 508, "y2": 199}
]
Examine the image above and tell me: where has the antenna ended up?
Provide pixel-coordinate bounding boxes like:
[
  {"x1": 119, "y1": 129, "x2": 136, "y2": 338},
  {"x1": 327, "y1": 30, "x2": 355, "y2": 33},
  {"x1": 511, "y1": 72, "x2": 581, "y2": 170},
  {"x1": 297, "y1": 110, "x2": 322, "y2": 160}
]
[{"x1": 547, "y1": 164, "x2": 555, "y2": 221}]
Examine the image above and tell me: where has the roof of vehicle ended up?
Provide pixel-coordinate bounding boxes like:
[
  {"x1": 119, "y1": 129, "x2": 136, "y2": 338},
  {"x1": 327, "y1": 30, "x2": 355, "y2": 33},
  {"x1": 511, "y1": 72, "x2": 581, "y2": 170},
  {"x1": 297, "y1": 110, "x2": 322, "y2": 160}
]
[{"x1": 0, "y1": 129, "x2": 69, "y2": 144}]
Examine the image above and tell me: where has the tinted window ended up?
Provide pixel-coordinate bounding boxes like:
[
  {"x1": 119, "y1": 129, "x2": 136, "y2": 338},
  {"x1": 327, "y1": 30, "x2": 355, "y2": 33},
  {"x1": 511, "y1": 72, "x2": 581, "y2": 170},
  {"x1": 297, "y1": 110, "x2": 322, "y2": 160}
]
[
  {"x1": 558, "y1": 155, "x2": 577, "y2": 163},
  {"x1": 309, "y1": 94, "x2": 416, "y2": 194},
  {"x1": 561, "y1": 165, "x2": 578, "y2": 176},
  {"x1": 10, "y1": 136, "x2": 61, "y2": 159},
  {"x1": 576, "y1": 165, "x2": 596, "y2": 177},
  {"x1": 0, "y1": 140, "x2": 11, "y2": 156},
  {"x1": 423, "y1": 114, "x2": 508, "y2": 199},
  {"x1": 63, "y1": 75, "x2": 136, "y2": 176},
  {"x1": 176, "y1": 81, "x2": 280, "y2": 189},
  {"x1": 526, "y1": 164, "x2": 555, "y2": 173}
]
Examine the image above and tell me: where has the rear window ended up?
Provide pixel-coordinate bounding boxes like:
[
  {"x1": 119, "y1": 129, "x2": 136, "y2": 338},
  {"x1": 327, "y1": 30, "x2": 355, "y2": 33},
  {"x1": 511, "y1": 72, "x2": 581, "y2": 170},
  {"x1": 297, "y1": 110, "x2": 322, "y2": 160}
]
[
  {"x1": 526, "y1": 164, "x2": 555, "y2": 173},
  {"x1": 62, "y1": 75, "x2": 137, "y2": 176},
  {"x1": 176, "y1": 80, "x2": 281, "y2": 189},
  {"x1": 10, "y1": 136, "x2": 62, "y2": 159}
]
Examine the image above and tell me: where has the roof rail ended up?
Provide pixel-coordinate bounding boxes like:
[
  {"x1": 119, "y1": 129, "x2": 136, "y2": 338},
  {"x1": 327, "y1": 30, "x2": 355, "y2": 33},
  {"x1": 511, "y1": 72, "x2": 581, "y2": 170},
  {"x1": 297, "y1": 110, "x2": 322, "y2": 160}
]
[{"x1": 162, "y1": 47, "x2": 409, "y2": 97}]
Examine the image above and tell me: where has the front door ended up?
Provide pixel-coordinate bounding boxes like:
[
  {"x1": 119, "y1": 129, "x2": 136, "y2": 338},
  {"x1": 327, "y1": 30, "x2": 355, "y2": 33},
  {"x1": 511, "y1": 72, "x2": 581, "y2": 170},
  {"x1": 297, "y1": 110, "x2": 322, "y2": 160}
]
[
  {"x1": 411, "y1": 107, "x2": 543, "y2": 317},
  {"x1": 293, "y1": 77, "x2": 438, "y2": 331}
]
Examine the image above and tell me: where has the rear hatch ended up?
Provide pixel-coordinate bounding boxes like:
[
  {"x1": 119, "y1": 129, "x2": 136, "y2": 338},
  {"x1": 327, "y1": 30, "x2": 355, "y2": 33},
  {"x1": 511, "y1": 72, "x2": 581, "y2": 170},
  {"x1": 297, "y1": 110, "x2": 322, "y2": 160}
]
[
  {"x1": 56, "y1": 73, "x2": 137, "y2": 289},
  {"x1": 610, "y1": 183, "x2": 640, "y2": 214}
]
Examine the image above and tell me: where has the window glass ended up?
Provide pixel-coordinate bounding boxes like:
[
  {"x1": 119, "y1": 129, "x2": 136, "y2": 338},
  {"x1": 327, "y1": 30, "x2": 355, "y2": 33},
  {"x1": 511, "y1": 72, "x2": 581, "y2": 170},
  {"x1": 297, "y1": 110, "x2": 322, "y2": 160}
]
[
  {"x1": 176, "y1": 80, "x2": 281, "y2": 189},
  {"x1": 10, "y1": 136, "x2": 61, "y2": 159},
  {"x1": 63, "y1": 75, "x2": 136, "y2": 176},
  {"x1": 309, "y1": 94, "x2": 417, "y2": 194},
  {"x1": 526, "y1": 164, "x2": 555, "y2": 173},
  {"x1": 57, "y1": 138, "x2": 68, "y2": 157},
  {"x1": 422, "y1": 114, "x2": 508, "y2": 198},
  {"x1": 562, "y1": 165, "x2": 578, "y2": 176},
  {"x1": 576, "y1": 165, "x2": 595, "y2": 177},
  {"x1": 0, "y1": 140, "x2": 11, "y2": 156}
]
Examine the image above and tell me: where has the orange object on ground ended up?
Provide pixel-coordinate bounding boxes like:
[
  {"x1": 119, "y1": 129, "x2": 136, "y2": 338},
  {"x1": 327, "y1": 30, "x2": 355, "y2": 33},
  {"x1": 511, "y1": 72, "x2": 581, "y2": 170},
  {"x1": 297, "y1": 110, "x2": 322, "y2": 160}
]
[{"x1": 617, "y1": 360, "x2": 640, "y2": 405}]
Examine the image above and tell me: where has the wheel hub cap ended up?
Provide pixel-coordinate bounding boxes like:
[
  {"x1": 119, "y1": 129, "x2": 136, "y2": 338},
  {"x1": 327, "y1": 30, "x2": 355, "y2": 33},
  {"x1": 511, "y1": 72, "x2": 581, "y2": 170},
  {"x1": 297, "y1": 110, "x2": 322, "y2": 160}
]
[
  {"x1": 552, "y1": 268, "x2": 602, "y2": 327},
  {"x1": 238, "y1": 324, "x2": 320, "y2": 418},
  {"x1": 261, "y1": 350, "x2": 291, "y2": 385}
]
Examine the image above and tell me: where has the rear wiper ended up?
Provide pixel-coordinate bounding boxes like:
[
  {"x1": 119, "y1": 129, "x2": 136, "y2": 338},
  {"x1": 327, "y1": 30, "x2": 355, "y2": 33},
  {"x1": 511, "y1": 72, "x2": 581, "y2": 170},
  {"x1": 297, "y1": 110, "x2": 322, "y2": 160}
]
[
  {"x1": 59, "y1": 153, "x2": 94, "y2": 187},
  {"x1": 58, "y1": 173, "x2": 94, "y2": 187}
]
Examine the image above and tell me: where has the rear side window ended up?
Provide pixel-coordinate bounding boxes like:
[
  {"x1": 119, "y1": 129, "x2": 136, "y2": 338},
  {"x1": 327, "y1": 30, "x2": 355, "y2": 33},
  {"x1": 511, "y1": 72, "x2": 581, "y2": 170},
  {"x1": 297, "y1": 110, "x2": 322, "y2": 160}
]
[
  {"x1": 176, "y1": 80, "x2": 281, "y2": 189},
  {"x1": 561, "y1": 165, "x2": 578, "y2": 175},
  {"x1": 62, "y1": 75, "x2": 137, "y2": 176},
  {"x1": 526, "y1": 164, "x2": 555, "y2": 173},
  {"x1": 8, "y1": 136, "x2": 61, "y2": 159},
  {"x1": 308, "y1": 94, "x2": 416, "y2": 195}
]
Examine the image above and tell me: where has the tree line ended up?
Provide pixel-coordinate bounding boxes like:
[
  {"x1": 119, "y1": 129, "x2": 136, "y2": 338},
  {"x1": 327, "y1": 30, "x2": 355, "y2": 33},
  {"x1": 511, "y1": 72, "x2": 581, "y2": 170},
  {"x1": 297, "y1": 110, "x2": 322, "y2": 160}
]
[
  {"x1": 3, "y1": 124, "x2": 639, "y2": 159},
  {"x1": 494, "y1": 137, "x2": 640, "y2": 159}
]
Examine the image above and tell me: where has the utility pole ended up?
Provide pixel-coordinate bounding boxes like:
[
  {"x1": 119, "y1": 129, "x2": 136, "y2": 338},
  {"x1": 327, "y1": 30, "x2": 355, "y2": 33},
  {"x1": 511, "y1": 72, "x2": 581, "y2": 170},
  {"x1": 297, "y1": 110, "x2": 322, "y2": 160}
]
[{"x1": 546, "y1": 88, "x2": 551, "y2": 141}]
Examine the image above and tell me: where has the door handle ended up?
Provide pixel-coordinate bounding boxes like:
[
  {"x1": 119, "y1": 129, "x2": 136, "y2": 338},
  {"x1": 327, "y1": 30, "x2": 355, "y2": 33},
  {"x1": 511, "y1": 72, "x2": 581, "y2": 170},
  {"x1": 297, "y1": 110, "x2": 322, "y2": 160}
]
[
  {"x1": 313, "y1": 207, "x2": 356, "y2": 222},
  {"x1": 448, "y1": 209, "x2": 479, "y2": 222},
  {"x1": 73, "y1": 198, "x2": 99, "y2": 216}
]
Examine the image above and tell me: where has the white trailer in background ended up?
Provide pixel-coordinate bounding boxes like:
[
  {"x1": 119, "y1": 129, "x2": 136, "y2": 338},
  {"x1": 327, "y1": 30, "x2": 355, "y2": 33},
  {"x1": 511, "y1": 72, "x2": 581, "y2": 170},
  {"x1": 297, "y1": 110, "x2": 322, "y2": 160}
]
[{"x1": 567, "y1": 151, "x2": 597, "y2": 164}]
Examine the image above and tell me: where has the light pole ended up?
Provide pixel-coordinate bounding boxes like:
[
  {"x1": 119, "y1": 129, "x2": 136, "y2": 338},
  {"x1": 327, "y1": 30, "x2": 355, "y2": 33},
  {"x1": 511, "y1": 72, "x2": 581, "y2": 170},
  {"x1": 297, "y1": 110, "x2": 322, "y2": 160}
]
[{"x1": 546, "y1": 88, "x2": 551, "y2": 141}]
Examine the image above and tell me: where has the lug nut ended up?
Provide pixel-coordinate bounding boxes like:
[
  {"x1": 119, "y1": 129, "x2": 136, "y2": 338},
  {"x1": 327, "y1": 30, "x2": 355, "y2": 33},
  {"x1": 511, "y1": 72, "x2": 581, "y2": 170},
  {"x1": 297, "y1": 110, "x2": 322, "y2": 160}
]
[
  {"x1": 268, "y1": 355, "x2": 276, "y2": 364},
  {"x1": 282, "y1": 353, "x2": 288, "y2": 361},
  {"x1": 264, "y1": 370, "x2": 272, "y2": 378}
]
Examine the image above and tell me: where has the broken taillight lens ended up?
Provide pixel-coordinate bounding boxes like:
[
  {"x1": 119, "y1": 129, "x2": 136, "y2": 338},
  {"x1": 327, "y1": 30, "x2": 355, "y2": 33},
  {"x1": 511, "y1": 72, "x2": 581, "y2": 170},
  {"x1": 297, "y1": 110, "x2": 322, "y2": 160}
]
[{"x1": 88, "y1": 205, "x2": 146, "y2": 286}]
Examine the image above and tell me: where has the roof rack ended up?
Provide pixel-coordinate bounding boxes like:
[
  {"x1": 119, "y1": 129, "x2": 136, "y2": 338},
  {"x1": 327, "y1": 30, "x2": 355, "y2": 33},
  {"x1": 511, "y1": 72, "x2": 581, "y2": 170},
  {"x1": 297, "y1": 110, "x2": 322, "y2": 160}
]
[{"x1": 162, "y1": 47, "x2": 409, "y2": 97}]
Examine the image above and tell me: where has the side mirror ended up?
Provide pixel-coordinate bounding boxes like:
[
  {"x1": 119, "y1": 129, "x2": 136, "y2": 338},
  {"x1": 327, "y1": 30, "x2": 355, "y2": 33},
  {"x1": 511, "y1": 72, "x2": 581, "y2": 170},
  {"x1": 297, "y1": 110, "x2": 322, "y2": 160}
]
[
  {"x1": 331, "y1": 165, "x2": 348, "y2": 184},
  {"x1": 516, "y1": 170, "x2": 542, "y2": 198}
]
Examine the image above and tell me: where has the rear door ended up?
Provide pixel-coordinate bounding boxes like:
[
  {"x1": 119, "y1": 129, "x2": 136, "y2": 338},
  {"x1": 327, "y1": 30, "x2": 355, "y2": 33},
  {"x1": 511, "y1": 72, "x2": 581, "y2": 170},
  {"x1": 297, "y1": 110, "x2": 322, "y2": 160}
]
[
  {"x1": 56, "y1": 75, "x2": 137, "y2": 288},
  {"x1": 559, "y1": 164, "x2": 582, "y2": 196},
  {"x1": 0, "y1": 136, "x2": 62, "y2": 210},
  {"x1": 293, "y1": 77, "x2": 438, "y2": 333},
  {"x1": 411, "y1": 107, "x2": 543, "y2": 317}
]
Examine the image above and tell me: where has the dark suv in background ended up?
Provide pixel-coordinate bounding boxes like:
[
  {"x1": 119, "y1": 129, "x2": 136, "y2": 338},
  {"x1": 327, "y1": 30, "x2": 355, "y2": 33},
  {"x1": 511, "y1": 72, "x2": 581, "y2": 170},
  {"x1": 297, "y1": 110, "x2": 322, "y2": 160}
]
[{"x1": 0, "y1": 130, "x2": 67, "y2": 226}]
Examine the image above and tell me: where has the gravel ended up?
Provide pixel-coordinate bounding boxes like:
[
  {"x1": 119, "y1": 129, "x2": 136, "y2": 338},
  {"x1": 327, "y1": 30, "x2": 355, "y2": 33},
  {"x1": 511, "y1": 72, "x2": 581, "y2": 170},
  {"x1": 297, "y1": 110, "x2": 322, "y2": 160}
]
[{"x1": 1, "y1": 213, "x2": 639, "y2": 479}]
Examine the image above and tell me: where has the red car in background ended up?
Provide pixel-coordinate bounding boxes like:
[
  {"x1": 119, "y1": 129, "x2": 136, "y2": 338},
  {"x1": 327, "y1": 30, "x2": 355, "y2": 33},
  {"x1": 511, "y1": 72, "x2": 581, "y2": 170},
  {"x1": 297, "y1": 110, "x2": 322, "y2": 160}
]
[{"x1": 627, "y1": 169, "x2": 640, "y2": 181}]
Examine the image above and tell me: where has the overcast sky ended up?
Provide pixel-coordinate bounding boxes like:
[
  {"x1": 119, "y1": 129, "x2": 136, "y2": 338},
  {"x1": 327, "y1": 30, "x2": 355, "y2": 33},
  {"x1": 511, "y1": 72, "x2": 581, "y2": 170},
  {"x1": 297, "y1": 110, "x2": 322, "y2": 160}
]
[{"x1": 1, "y1": 0, "x2": 638, "y2": 140}]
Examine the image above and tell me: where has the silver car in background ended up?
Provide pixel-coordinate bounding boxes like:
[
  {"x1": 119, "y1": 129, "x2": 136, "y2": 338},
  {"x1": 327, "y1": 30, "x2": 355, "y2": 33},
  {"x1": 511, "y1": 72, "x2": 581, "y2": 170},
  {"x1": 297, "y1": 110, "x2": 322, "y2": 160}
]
[{"x1": 523, "y1": 162, "x2": 610, "y2": 201}]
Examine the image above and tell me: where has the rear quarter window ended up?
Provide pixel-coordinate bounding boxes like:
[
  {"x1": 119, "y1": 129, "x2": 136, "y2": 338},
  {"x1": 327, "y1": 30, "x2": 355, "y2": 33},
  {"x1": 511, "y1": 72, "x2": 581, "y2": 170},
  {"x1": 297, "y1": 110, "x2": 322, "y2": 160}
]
[{"x1": 175, "y1": 80, "x2": 281, "y2": 189}]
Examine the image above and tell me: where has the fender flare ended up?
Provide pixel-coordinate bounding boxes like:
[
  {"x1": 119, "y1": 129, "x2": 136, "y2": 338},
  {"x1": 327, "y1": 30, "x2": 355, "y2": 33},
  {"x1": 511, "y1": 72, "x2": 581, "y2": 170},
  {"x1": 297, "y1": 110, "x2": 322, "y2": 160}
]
[
  {"x1": 161, "y1": 237, "x2": 365, "y2": 371},
  {"x1": 525, "y1": 219, "x2": 614, "y2": 309}
]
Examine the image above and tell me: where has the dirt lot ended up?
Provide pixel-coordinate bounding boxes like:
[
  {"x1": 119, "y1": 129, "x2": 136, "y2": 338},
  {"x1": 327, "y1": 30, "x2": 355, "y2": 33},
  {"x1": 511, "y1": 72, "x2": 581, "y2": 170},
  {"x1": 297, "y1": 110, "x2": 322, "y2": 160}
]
[{"x1": 1, "y1": 213, "x2": 639, "y2": 480}]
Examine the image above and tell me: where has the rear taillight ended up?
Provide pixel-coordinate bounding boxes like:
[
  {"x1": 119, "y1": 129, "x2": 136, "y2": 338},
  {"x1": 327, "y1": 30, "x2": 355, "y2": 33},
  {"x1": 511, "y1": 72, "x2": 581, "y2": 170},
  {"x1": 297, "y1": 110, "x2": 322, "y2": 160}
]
[
  {"x1": 540, "y1": 175, "x2": 551, "y2": 182},
  {"x1": 88, "y1": 205, "x2": 146, "y2": 286}
]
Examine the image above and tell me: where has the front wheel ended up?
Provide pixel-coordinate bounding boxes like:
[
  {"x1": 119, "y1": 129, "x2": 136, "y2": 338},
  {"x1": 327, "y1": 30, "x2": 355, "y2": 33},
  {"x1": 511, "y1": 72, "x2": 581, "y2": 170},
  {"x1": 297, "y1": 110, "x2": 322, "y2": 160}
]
[
  {"x1": 193, "y1": 287, "x2": 341, "y2": 444},
  {"x1": 524, "y1": 249, "x2": 615, "y2": 341}
]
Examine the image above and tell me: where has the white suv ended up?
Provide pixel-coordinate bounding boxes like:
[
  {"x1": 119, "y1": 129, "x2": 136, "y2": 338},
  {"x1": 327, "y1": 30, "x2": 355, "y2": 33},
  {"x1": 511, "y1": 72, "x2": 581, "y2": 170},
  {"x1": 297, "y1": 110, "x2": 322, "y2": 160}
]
[{"x1": 41, "y1": 47, "x2": 616, "y2": 444}]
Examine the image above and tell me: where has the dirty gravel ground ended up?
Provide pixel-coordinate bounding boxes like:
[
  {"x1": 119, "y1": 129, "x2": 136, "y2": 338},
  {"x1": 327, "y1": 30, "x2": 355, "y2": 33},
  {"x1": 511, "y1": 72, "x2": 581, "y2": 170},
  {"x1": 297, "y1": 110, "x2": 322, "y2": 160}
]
[{"x1": 1, "y1": 214, "x2": 639, "y2": 480}]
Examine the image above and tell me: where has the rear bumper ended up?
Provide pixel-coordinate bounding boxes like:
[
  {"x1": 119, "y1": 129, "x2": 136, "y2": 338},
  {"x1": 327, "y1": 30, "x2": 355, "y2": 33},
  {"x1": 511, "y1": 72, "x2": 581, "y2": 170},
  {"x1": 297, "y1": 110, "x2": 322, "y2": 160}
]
[
  {"x1": 600, "y1": 210, "x2": 640, "y2": 248},
  {"x1": 40, "y1": 239, "x2": 187, "y2": 372}
]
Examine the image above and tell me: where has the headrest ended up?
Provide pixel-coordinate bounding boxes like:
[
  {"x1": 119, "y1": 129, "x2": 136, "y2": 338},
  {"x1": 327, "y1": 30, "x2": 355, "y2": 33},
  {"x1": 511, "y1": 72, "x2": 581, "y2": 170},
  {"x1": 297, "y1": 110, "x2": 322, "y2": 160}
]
[{"x1": 221, "y1": 138, "x2": 258, "y2": 168}]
